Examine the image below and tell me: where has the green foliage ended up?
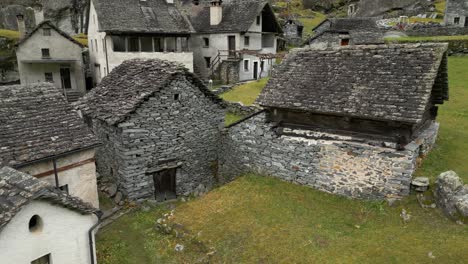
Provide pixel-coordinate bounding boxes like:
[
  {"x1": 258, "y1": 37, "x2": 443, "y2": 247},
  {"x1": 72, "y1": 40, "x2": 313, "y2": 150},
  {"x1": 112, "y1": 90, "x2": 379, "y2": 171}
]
[
  {"x1": 225, "y1": 112, "x2": 244, "y2": 126},
  {"x1": 220, "y1": 78, "x2": 269, "y2": 106},
  {"x1": 0, "y1": 29, "x2": 20, "y2": 40},
  {"x1": 73, "y1": 34, "x2": 88, "y2": 46}
]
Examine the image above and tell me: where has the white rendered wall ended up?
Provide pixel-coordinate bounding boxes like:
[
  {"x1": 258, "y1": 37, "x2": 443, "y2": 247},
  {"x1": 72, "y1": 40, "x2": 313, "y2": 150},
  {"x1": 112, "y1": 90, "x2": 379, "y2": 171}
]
[
  {"x1": 0, "y1": 201, "x2": 97, "y2": 264},
  {"x1": 19, "y1": 149, "x2": 99, "y2": 208},
  {"x1": 16, "y1": 26, "x2": 86, "y2": 94}
]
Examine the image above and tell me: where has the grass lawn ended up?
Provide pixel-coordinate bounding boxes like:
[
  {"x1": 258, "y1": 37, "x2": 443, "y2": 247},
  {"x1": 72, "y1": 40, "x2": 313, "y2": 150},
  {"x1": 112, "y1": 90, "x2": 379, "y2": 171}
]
[
  {"x1": 97, "y1": 56, "x2": 468, "y2": 263},
  {"x1": 225, "y1": 112, "x2": 244, "y2": 126},
  {"x1": 220, "y1": 78, "x2": 269, "y2": 106}
]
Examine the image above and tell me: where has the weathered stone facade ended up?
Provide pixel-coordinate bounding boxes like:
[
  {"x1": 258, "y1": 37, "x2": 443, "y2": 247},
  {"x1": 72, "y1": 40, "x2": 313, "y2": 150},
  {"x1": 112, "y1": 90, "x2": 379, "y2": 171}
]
[
  {"x1": 219, "y1": 60, "x2": 240, "y2": 84},
  {"x1": 88, "y1": 75, "x2": 224, "y2": 200},
  {"x1": 219, "y1": 113, "x2": 439, "y2": 199}
]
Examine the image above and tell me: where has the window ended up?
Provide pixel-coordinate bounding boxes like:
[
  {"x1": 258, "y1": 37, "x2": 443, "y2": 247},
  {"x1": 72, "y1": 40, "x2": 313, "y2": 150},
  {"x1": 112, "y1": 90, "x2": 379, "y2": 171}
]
[
  {"x1": 29, "y1": 215, "x2": 43, "y2": 233},
  {"x1": 95, "y1": 39, "x2": 98, "y2": 52},
  {"x1": 154, "y1": 37, "x2": 164, "y2": 52},
  {"x1": 59, "y1": 184, "x2": 69, "y2": 194},
  {"x1": 174, "y1": 94, "x2": 180, "y2": 100},
  {"x1": 128, "y1": 37, "x2": 140, "y2": 52},
  {"x1": 112, "y1": 36, "x2": 126, "y2": 52},
  {"x1": 244, "y1": 60, "x2": 249, "y2": 71},
  {"x1": 42, "y1": 28, "x2": 51, "y2": 36},
  {"x1": 454, "y1": 17, "x2": 460, "y2": 24},
  {"x1": 261, "y1": 34, "x2": 274, "y2": 48},
  {"x1": 31, "y1": 254, "x2": 50, "y2": 264},
  {"x1": 340, "y1": 38, "x2": 350, "y2": 46},
  {"x1": 181, "y1": 37, "x2": 189, "y2": 52},
  {"x1": 260, "y1": 61, "x2": 264, "y2": 71},
  {"x1": 204, "y1": 57, "x2": 211, "y2": 68},
  {"x1": 203, "y1": 37, "x2": 209, "y2": 47},
  {"x1": 141, "y1": 37, "x2": 153, "y2": 52},
  {"x1": 256, "y1": 16, "x2": 261, "y2": 25},
  {"x1": 41, "y1": 48, "x2": 50, "y2": 58},
  {"x1": 44, "y1": 72, "x2": 53, "y2": 82},
  {"x1": 166, "y1": 37, "x2": 176, "y2": 52},
  {"x1": 244, "y1": 36, "x2": 250, "y2": 46}
]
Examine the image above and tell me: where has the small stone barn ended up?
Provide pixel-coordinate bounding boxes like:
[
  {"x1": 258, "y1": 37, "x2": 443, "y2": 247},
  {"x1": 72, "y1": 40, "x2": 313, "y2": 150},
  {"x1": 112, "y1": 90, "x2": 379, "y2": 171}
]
[
  {"x1": 220, "y1": 43, "x2": 449, "y2": 199},
  {"x1": 75, "y1": 59, "x2": 225, "y2": 201},
  {"x1": 282, "y1": 18, "x2": 304, "y2": 46}
]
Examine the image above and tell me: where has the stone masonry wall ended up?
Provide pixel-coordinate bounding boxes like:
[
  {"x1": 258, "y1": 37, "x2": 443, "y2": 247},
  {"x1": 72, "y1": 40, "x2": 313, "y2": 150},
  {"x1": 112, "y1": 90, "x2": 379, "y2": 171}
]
[
  {"x1": 93, "y1": 75, "x2": 225, "y2": 200},
  {"x1": 219, "y1": 113, "x2": 439, "y2": 199}
]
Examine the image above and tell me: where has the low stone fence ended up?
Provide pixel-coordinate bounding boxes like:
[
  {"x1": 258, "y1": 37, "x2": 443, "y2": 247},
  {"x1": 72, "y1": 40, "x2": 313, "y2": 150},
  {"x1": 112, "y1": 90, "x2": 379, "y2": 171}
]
[
  {"x1": 212, "y1": 85, "x2": 234, "y2": 95},
  {"x1": 219, "y1": 113, "x2": 439, "y2": 199},
  {"x1": 434, "y1": 171, "x2": 468, "y2": 223},
  {"x1": 405, "y1": 26, "x2": 468, "y2": 37},
  {"x1": 225, "y1": 101, "x2": 262, "y2": 117}
]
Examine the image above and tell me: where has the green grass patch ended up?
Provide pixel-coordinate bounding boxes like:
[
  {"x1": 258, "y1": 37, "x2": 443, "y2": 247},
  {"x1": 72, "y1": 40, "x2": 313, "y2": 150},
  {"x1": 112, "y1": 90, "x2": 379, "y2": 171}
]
[
  {"x1": 0, "y1": 29, "x2": 20, "y2": 40},
  {"x1": 97, "y1": 175, "x2": 468, "y2": 263},
  {"x1": 300, "y1": 11, "x2": 327, "y2": 36},
  {"x1": 415, "y1": 56, "x2": 468, "y2": 182},
  {"x1": 220, "y1": 78, "x2": 269, "y2": 106},
  {"x1": 225, "y1": 112, "x2": 244, "y2": 126}
]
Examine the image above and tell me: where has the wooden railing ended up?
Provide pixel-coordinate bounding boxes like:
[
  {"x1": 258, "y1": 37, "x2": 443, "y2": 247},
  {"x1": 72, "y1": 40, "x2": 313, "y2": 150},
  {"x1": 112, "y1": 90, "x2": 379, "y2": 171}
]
[{"x1": 210, "y1": 50, "x2": 243, "y2": 77}]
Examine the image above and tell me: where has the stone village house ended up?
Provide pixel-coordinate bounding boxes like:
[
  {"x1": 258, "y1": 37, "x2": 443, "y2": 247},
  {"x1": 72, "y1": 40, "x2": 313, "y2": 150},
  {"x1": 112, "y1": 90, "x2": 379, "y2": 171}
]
[
  {"x1": 75, "y1": 59, "x2": 225, "y2": 201},
  {"x1": 87, "y1": 0, "x2": 283, "y2": 86},
  {"x1": 281, "y1": 18, "x2": 304, "y2": 46},
  {"x1": 16, "y1": 20, "x2": 89, "y2": 102},
  {"x1": 307, "y1": 17, "x2": 385, "y2": 48},
  {"x1": 0, "y1": 83, "x2": 100, "y2": 207},
  {"x1": 180, "y1": 0, "x2": 283, "y2": 83},
  {"x1": 0, "y1": 167, "x2": 99, "y2": 264},
  {"x1": 220, "y1": 43, "x2": 449, "y2": 199},
  {"x1": 444, "y1": 0, "x2": 468, "y2": 27}
]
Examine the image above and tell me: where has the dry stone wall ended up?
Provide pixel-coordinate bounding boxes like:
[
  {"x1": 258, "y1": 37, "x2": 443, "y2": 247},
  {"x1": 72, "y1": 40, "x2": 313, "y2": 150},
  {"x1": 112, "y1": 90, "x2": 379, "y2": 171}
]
[
  {"x1": 219, "y1": 113, "x2": 439, "y2": 199},
  {"x1": 92, "y1": 75, "x2": 224, "y2": 200}
]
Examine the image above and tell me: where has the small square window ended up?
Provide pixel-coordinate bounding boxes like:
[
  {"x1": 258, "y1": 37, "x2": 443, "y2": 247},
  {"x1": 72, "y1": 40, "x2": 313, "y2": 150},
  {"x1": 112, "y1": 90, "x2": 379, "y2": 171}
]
[
  {"x1": 43, "y1": 28, "x2": 51, "y2": 36},
  {"x1": 340, "y1": 38, "x2": 350, "y2": 46},
  {"x1": 41, "y1": 48, "x2": 50, "y2": 58},
  {"x1": 256, "y1": 16, "x2": 261, "y2": 25},
  {"x1": 31, "y1": 253, "x2": 50, "y2": 264},
  {"x1": 244, "y1": 60, "x2": 249, "y2": 71},
  {"x1": 44, "y1": 72, "x2": 53, "y2": 82},
  {"x1": 454, "y1": 17, "x2": 460, "y2": 24},
  {"x1": 174, "y1": 94, "x2": 180, "y2": 100},
  {"x1": 59, "y1": 184, "x2": 69, "y2": 194},
  {"x1": 203, "y1": 37, "x2": 209, "y2": 47},
  {"x1": 204, "y1": 57, "x2": 211, "y2": 68},
  {"x1": 244, "y1": 36, "x2": 250, "y2": 46}
]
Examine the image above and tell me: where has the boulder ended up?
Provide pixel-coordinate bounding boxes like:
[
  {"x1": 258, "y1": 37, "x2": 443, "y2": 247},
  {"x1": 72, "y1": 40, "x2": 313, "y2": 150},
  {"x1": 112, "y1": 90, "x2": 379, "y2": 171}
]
[
  {"x1": 114, "y1": 191, "x2": 123, "y2": 204},
  {"x1": 411, "y1": 177, "x2": 430, "y2": 192},
  {"x1": 107, "y1": 184, "x2": 118, "y2": 197},
  {"x1": 434, "y1": 171, "x2": 468, "y2": 222}
]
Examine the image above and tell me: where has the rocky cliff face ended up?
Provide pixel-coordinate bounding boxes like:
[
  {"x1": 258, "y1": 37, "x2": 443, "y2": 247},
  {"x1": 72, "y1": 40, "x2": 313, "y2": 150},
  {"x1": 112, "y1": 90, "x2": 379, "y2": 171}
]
[
  {"x1": 354, "y1": 0, "x2": 434, "y2": 18},
  {"x1": 0, "y1": 0, "x2": 89, "y2": 34}
]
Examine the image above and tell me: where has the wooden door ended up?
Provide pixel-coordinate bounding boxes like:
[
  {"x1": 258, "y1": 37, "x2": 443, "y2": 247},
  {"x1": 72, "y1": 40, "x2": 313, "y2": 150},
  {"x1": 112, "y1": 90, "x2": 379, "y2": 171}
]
[
  {"x1": 153, "y1": 168, "x2": 176, "y2": 202},
  {"x1": 60, "y1": 67, "x2": 72, "y2": 89},
  {"x1": 228, "y1": 35, "x2": 236, "y2": 57},
  {"x1": 253, "y1": 61, "x2": 258, "y2": 80}
]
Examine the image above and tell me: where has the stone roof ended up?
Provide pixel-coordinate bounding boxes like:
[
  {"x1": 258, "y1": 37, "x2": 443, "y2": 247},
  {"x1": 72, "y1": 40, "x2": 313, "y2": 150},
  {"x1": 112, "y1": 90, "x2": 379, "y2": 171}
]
[
  {"x1": 328, "y1": 17, "x2": 380, "y2": 31},
  {"x1": 445, "y1": 0, "x2": 468, "y2": 14},
  {"x1": 92, "y1": 0, "x2": 193, "y2": 34},
  {"x1": 183, "y1": 0, "x2": 282, "y2": 34},
  {"x1": 258, "y1": 43, "x2": 449, "y2": 124},
  {"x1": 0, "y1": 83, "x2": 100, "y2": 167},
  {"x1": 17, "y1": 20, "x2": 85, "y2": 48},
  {"x1": 0, "y1": 167, "x2": 97, "y2": 231},
  {"x1": 75, "y1": 59, "x2": 225, "y2": 126}
]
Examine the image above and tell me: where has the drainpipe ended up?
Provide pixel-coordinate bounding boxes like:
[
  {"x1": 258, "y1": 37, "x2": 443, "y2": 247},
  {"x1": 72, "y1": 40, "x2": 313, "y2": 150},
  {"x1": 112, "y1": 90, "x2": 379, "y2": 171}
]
[
  {"x1": 104, "y1": 36, "x2": 109, "y2": 75},
  {"x1": 52, "y1": 159, "x2": 60, "y2": 188},
  {"x1": 88, "y1": 211, "x2": 103, "y2": 264}
]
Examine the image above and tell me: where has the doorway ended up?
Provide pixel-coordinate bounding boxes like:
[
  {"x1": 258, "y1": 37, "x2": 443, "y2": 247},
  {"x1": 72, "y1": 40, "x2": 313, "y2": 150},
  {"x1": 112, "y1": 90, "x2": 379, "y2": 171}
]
[
  {"x1": 253, "y1": 61, "x2": 258, "y2": 80},
  {"x1": 60, "y1": 67, "x2": 72, "y2": 89},
  {"x1": 228, "y1": 35, "x2": 236, "y2": 57},
  {"x1": 153, "y1": 168, "x2": 177, "y2": 202}
]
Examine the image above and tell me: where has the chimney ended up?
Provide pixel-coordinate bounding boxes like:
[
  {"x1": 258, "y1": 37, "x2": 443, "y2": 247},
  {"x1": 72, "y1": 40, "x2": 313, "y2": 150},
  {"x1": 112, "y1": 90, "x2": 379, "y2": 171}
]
[
  {"x1": 166, "y1": 0, "x2": 174, "y2": 4},
  {"x1": 210, "y1": 0, "x2": 222, "y2": 26},
  {"x1": 16, "y1": 14, "x2": 26, "y2": 39},
  {"x1": 33, "y1": 5, "x2": 44, "y2": 25}
]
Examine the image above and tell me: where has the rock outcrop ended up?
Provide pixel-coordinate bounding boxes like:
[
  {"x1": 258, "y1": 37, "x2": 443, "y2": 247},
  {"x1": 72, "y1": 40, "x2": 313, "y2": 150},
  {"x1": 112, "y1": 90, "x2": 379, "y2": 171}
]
[
  {"x1": 434, "y1": 171, "x2": 468, "y2": 223},
  {"x1": 353, "y1": 0, "x2": 434, "y2": 18}
]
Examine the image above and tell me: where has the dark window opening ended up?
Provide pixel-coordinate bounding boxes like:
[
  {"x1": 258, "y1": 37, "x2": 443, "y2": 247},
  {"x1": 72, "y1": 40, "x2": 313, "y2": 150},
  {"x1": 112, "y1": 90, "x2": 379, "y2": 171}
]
[
  {"x1": 60, "y1": 68, "x2": 72, "y2": 89},
  {"x1": 454, "y1": 17, "x2": 460, "y2": 24},
  {"x1": 166, "y1": 37, "x2": 176, "y2": 52},
  {"x1": 174, "y1": 94, "x2": 180, "y2": 100},
  {"x1": 244, "y1": 36, "x2": 250, "y2": 46},
  {"x1": 341, "y1": 38, "x2": 350, "y2": 46},
  {"x1": 128, "y1": 37, "x2": 140, "y2": 52},
  {"x1": 112, "y1": 36, "x2": 126, "y2": 52},
  {"x1": 154, "y1": 37, "x2": 164, "y2": 52},
  {"x1": 43, "y1": 28, "x2": 51, "y2": 36},
  {"x1": 260, "y1": 61, "x2": 265, "y2": 71},
  {"x1": 256, "y1": 16, "x2": 261, "y2": 25},
  {"x1": 141, "y1": 37, "x2": 153, "y2": 52},
  {"x1": 244, "y1": 60, "x2": 249, "y2": 71},
  {"x1": 204, "y1": 57, "x2": 211, "y2": 68},
  {"x1": 203, "y1": 37, "x2": 209, "y2": 47},
  {"x1": 193, "y1": 0, "x2": 199, "y2": 5},
  {"x1": 181, "y1": 37, "x2": 189, "y2": 52},
  {"x1": 31, "y1": 254, "x2": 50, "y2": 264},
  {"x1": 59, "y1": 184, "x2": 69, "y2": 194},
  {"x1": 44, "y1": 72, "x2": 53, "y2": 82},
  {"x1": 41, "y1": 48, "x2": 50, "y2": 58},
  {"x1": 29, "y1": 215, "x2": 43, "y2": 233}
]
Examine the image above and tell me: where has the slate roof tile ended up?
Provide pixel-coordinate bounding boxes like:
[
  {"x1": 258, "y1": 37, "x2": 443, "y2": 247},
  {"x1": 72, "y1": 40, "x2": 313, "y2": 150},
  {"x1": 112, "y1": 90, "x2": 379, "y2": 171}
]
[{"x1": 257, "y1": 43, "x2": 449, "y2": 124}]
